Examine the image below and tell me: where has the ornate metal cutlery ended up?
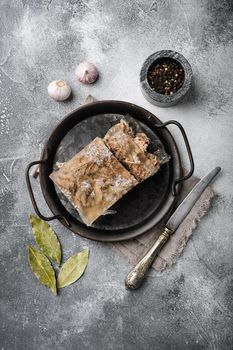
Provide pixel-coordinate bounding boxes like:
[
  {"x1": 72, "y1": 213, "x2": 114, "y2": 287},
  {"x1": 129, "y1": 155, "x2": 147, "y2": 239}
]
[{"x1": 125, "y1": 167, "x2": 221, "y2": 289}]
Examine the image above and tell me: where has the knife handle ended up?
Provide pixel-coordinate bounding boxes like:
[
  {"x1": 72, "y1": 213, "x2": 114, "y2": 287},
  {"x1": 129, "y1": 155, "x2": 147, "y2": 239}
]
[{"x1": 125, "y1": 227, "x2": 173, "y2": 290}]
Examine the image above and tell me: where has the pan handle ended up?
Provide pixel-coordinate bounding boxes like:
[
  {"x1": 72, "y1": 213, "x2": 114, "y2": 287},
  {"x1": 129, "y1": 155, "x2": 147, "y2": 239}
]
[
  {"x1": 153, "y1": 120, "x2": 194, "y2": 196},
  {"x1": 25, "y1": 159, "x2": 70, "y2": 226}
]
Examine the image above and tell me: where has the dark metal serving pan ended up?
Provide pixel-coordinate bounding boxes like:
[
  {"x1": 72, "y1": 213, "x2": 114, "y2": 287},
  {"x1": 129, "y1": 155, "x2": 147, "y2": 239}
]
[{"x1": 26, "y1": 100, "x2": 194, "y2": 242}]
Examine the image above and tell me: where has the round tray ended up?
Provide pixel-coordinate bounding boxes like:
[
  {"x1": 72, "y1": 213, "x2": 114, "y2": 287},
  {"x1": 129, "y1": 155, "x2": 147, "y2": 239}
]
[{"x1": 26, "y1": 100, "x2": 194, "y2": 241}]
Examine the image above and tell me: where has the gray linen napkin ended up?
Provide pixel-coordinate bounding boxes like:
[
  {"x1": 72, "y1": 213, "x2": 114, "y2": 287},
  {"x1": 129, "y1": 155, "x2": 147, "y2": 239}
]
[{"x1": 109, "y1": 176, "x2": 214, "y2": 272}]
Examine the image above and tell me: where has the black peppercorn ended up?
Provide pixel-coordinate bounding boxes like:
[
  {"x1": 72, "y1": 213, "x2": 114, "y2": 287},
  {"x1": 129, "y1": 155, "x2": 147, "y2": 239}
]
[{"x1": 147, "y1": 58, "x2": 185, "y2": 95}]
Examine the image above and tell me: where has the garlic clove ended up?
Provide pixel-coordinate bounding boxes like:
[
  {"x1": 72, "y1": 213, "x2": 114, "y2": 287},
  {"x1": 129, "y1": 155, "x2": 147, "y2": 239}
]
[
  {"x1": 75, "y1": 62, "x2": 98, "y2": 84},
  {"x1": 48, "y1": 80, "x2": 71, "y2": 101}
]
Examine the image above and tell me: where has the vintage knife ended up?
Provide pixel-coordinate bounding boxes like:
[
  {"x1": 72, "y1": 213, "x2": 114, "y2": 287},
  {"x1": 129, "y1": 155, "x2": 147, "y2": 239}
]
[{"x1": 125, "y1": 167, "x2": 221, "y2": 289}]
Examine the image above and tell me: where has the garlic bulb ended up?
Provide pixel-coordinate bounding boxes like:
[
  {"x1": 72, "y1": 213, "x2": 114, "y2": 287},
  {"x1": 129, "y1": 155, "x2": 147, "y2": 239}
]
[
  {"x1": 75, "y1": 62, "x2": 98, "y2": 84},
  {"x1": 48, "y1": 80, "x2": 71, "y2": 101}
]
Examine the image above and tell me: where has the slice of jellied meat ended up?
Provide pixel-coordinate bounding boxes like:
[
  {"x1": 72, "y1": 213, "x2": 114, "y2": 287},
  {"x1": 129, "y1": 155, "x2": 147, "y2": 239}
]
[
  {"x1": 104, "y1": 120, "x2": 160, "y2": 182},
  {"x1": 50, "y1": 137, "x2": 138, "y2": 226}
]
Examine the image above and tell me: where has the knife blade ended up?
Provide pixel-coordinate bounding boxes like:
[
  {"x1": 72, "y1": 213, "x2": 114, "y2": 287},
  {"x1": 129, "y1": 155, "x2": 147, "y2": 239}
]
[
  {"x1": 125, "y1": 166, "x2": 221, "y2": 289},
  {"x1": 166, "y1": 166, "x2": 221, "y2": 231}
]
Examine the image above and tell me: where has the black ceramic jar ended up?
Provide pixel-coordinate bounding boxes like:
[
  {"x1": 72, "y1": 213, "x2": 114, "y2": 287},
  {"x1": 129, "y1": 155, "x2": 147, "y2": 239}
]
[{"x1": 140, "y1": 50, "x2": 192, "y2": 107}]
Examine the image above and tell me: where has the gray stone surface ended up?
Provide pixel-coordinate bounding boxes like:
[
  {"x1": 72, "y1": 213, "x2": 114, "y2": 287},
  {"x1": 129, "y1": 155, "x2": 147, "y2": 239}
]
[{"x1": 0, "y1": 0, "x2": 233, "y2": 349}]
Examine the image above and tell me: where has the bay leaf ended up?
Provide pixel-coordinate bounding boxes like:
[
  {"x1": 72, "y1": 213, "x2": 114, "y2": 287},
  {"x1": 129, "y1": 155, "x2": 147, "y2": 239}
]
[
  {"x1": 28, "y1": 246, "x2": 57, "y2": 295},
  {"x1": 29, "y1": 214, "x2": 61, "y2": 266},
  {"x1": 57, "y1": 248, "x2": 89, "y2": 288}
]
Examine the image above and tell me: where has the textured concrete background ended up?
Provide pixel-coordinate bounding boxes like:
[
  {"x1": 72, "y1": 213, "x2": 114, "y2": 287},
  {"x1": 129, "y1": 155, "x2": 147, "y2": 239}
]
[{"x1": 0, "y1": 0, "x2": 233, "y2": 349}]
